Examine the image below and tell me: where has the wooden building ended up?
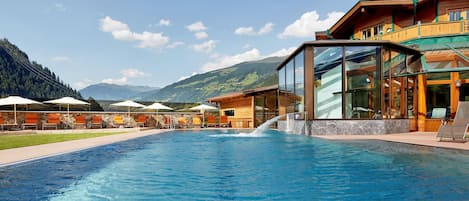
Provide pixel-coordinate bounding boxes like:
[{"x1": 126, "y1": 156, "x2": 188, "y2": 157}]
[
  {"x1": 278, "y1": 0, "x2": 468, "y2": 132},
  {"x1": 208, "y1": 85, "x2": 278, "y2": 128}
]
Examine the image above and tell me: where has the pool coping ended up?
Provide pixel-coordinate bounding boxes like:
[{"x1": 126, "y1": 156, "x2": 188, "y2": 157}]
[
  {"x1": 313, "y1": 132, "x2": 469, "y2": 151},
  {"x1": 0, "y1": 129, "x2": 172, "y2": 167}
]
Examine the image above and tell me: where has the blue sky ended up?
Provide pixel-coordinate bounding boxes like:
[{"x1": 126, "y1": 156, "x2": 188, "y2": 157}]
[{"x1": 0, "y1": 0, "x2": 356, "y2": 89}]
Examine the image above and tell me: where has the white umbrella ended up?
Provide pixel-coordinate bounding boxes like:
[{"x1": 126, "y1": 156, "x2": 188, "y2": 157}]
[
  {"x1": 44, "y1": 97, "x2": 89, "y2": 116},
  {"x1": 111, "y1": 100, "x2": 145, "y2": 117},
  {"x1": 143, "y1": 102, "x2": 173, "y2": 128},
  {"x1": 190, "y1": 104, "x2": 218, "y2": 127},
  {"x1": 0, "y1": 96, "x2": 41, "y2": 125}
]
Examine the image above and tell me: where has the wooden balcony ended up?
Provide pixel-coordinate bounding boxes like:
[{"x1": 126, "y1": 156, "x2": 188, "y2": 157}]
[{"x1": 373, "y1": 21, "x2": 468, "y2": 43}]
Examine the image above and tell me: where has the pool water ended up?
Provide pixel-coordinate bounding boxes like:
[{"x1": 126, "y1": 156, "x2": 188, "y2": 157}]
[{"x1": 1, "y1": 130, "x2": 469, "y2": 200}]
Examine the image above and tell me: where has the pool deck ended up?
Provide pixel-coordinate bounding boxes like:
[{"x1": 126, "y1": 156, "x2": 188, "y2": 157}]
[
  {"x1": 0, "y1": 130, "x2": 467, "y2": 167},
  {"x1": 314, "y1": 132, "x2": 469, "y2": 151},
  {"x1": 0, "y1": 128, "x2": 171, "y2": 167}
]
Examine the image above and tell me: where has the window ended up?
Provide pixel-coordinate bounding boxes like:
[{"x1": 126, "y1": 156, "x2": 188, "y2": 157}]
[
  {"x1": 314, "y1": 46, "x2": 343, "y2": 119},
  {"x1": 426, "y1": 85, "x2": 450, "y2": 119},
  {"x1": 345, "y1": 46, "x2": 378, "y2": 119},
  {"x1": 294, "y1": 51, "x2": 305, "y2": 119},
  {"x1": 223, "y1": 110, "x2": 235, "y2": 116},
  {"x1": 362, "y1": 24, "x2": 383, "y2": 39},
  {"x1": 449, "y1": 10, "x2": 461, "y2": 21},
  {"x1": 279, "y1": 66, "x2": 286, "y2": 90}
]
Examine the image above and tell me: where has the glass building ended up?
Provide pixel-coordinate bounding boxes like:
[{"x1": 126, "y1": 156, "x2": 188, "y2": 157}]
[{"x1": 277, "y1": 41, "x2": 422, "y2": 134}]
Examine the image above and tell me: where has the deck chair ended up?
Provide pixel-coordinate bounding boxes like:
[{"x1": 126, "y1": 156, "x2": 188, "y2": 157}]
[
  {"x1": 192, "y1": 117, "x2": 202, "y2": 128},
  {"x1": 0, "y1": 115, "x2": 6, "y2": 130},
  {"x1": 220, "y1": 115, "x2": 230, "y2": 127},
  {"x1": 113, "y1": 115, "x2": 125, "y2": 128},
  {"x1": 74, "y1": 115, "x2": 87, "y2": 129},
  {"x1": 160, "y1": 115, "x2": 171, "y2": 129},
  {"x1": 207, "y1": 115, "x2": 217, "y2": 127},
  {"x1": 177, "y1": 116, "x2": 188, "y2": 128},
  {"x1": 42, "y1": 113, "x2": 61, "y2": 130},
  {"x1": 22, "y1": 113, "x2": 39, "y2": 130},
  {"x1": 135, "y1": 115, "x2": 147, "y2": 127},
  {"x1": 437, "y1": 101, "x2": 469, "y2": 142},
  {"x1": 90, "y1": 115, "x2": 103, "y2": 128}
]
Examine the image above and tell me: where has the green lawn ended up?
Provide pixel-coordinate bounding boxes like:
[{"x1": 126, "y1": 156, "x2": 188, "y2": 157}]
[{"x1": 0, "y1": 132, "x2": 126, "y2": 150}]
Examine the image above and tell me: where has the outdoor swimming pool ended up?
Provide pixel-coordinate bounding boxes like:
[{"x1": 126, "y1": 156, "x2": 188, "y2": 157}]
[{"x1": 1, "y1": 130, "x2": 469, "y2": 200}]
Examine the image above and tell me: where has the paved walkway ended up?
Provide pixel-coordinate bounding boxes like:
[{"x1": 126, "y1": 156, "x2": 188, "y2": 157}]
[
  {"x1": 315, "y1": 132, "x2": 469, "y2": 151},
  {"x1": 0, "y1": 129, "x2": 169, "y2": 167}
]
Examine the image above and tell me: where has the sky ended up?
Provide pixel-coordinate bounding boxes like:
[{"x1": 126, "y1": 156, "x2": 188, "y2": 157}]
[{"x1": 0, "y1": 0, "x2": 357, "y2": 89}]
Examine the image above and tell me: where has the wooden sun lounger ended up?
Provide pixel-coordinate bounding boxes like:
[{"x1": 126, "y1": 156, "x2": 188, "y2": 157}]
[
  {"x1": 90, "y1": 115, "x2": 103, "y2": 128},
  {"x1": 437, "y1": 101, "x2": 469, "y2": 142},
  {"x1": 42, "y1": 113, "x2": 60, "y2": 130},
  {"x1": 191, "y1": 117, "x2": 202, "y2": 128},
  {"x1": 74, "y1": 115, "x2": 87, "y2": 129},
  {"x1": 22, "y1": 113, "x2": 39, "y2": 130},
  {"x1": 135, "y1": 115, "x2": 147, "y2": 127}
]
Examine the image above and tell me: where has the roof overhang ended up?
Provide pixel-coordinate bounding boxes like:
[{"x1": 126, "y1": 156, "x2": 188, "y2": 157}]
[
  {"x1": 329, "y1": 0, "x2": 420, "y2": 38},
  {"x1": 276, "y1": 40, "x2": 422, "y2": 70},
  {"x1": 208, "y1": 85, "x2": 278, "y2": 102}
]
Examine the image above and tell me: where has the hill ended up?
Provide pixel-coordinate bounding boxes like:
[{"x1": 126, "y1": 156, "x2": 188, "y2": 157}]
[
  {"x1": 80, "y1": 83, "x2": 159, "y2": 100},
  {"x1": 0, "y1": 39, "x2": 81, "y2": 99},
  {"x1": 137, "y1": 56, "x2": 283, "y2": 102}
]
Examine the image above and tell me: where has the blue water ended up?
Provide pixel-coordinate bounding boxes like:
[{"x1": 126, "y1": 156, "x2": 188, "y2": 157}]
[{"x1": 1, "y1": 130, "x2": 469, "y2": 201}]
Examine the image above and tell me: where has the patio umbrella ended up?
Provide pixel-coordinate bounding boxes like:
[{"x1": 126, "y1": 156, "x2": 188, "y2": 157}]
[
  {"x1": 44, "y1": 97, "x2": 89, "y2": 116},
  {"x1": 190, "y1": 104, "x2": 218, "y2": 127},
  {"x1": 0, "y1": 96, "x2": 41, "y2": 125},
  {"x1": 143, "y1": 102, "x2": 173, "y2": 127},
  {"x1": 111, "y1": 100, "x2": 145, "y2": 117}
]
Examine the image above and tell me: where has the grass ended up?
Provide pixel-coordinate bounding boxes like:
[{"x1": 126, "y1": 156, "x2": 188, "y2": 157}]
[{"x1": 0, "y1": 132, "x2": 126, "y2": 150}]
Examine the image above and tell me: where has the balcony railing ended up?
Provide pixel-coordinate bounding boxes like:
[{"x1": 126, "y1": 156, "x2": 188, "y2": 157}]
[{"x1": 372, "y1": 21, "x2": 468, "y2": 43}]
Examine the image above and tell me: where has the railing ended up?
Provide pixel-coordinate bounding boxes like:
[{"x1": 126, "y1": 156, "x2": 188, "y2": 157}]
[{"x1": 373, "y1": 21, "x2": 467, "y2": 43}]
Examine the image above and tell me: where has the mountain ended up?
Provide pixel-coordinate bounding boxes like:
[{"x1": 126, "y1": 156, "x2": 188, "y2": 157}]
[
  {"x1": 0, "y1": 39, "x2": 81, "y2": 99},
  {"x1": 80, "y1": 83, "x2": 159, "y2": 100},
  {"x1": 138, "y1": 56, "x2": 284, "y2": 102}
]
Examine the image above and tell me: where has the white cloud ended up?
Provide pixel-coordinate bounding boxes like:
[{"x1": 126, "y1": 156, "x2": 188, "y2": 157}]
[
  {"x1": 234, "y1": 27, "x2": 255, "y2": 35},
  {"x1": 101, "y1": 77, "x2": 128, "y2": 85},
  {"x1": 258, "y1": 22, "x2": 274, "y2": 35},
  {"x1": 243, "y1": 44, "x2": 252, "y2": 49},
  {"x1": 186, "y1": 21, "x2": 207, "y2": 32},
  {"x1": 159, "y1": 19, "x2": 171, "y2": 26},
  {"x1": 120, "y1": 68, "x2": 147, "y2": 78},
  {"x1": 234, "y1": 22, "x2": 274, "y2": 36},
  {"x1": 100, "y1": 16, "x2": 169, "y2": 49},
  {"x1": 195, "y1": 31, "x2": 208, "y2": 39},
  {"x1": 178, "y1": 72, "x2": 198, "y2": 81},
  {"x1": 202, "y1": 48, "x2": 261, "y2": 72},
  {"x1": 73, "y1": 79, "x2": 93, "y2": 90},
  {"x1": 192, "y1": 40, "x2": 217, "y2": 53},
  {"x1": 278, "y1": 11, "x2": 344, "y2": 38},
  {"x1": 201, "y1": 47, "x2": 296, "y2": 72},
  {"x1": 267, "y1": 47, "x2": 296, "y2": 57},
  {"x1": 54, "y1": 3, "x2": 66, "y2": 12},
  {"x1": 167, "y1": 41, "x2": 184, "y2": 48},
  {"x1": 51, "y1": 56, "x2": 70, "y2": 62}
]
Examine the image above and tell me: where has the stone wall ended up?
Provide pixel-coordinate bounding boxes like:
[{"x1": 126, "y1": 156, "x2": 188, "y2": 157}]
[{"x1": 278, "y1": 119, "x2": 410, "y2": 135}]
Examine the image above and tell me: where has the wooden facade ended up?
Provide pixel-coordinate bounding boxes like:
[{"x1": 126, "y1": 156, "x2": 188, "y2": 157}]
[
  {"x1": 208, "y1": 85, "x2": 278, "y2": 128},
  {"x1": 318, "y1": 0, "x2": 469, "y2": 132}
]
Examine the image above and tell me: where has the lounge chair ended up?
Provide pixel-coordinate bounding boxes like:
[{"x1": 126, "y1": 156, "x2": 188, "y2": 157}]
[
  {"x1": 177, "y1": 116, "x2": 188, "y2": 128},
  {"x1": 74, "y1": 115, "x2": 87, "y2": 129},
  {"x1": 160, "y1": 115, "x2": 171, "y2": 129},
  {"x1": 135, "y1": 115, "x2": 147, "y2": 127},
  {"x1": 0, "y1": 115, "x2": 6, "y2": 130},
  {"x1": 42, "y1": 113, "x2": 61, "y2": 130},
  {"x1": 207, "y1": 115, "x2": 217, "y2": 127},
  {"x1": 437, "y1": 101, "x2": 469, "y2": 142},
  {"x1": 113, "y1": 115, "x2": 125, "y2": 128},
  {"x1": 220, "y1": 115, "x2": 230, "y2": 127},
  {"x1": 22, "y1": 113, "x2": 39, "y2": 130},
  {"x1": 192, "y1": 117, "x2": 202, "y2": 128},
  {"x1": 90, "y1": 115, "x2": 103, "y2": 128}
]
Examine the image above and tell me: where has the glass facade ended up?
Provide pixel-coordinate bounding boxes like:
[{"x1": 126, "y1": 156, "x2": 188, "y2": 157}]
[
  {"x1": 277, "y1": 42, "x2": 421, "y2": 120},
  {"x1": 314, "y1": 47, "x2": 343, "y2": 119},
  {"x1": 345, "y1": 46, "x2": 378, "y2": 119},
  {"x1": 294, "y1": 51, "x2": 305, "y2": 119}
]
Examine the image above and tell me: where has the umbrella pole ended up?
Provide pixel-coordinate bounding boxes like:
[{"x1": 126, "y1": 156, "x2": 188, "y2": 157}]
[
  {"x1": 14, "y1": 104, "x2": 17, "y2": 125},
  {"x1": 156, "y1": 109, "x2": 158, "y2": 128}
]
